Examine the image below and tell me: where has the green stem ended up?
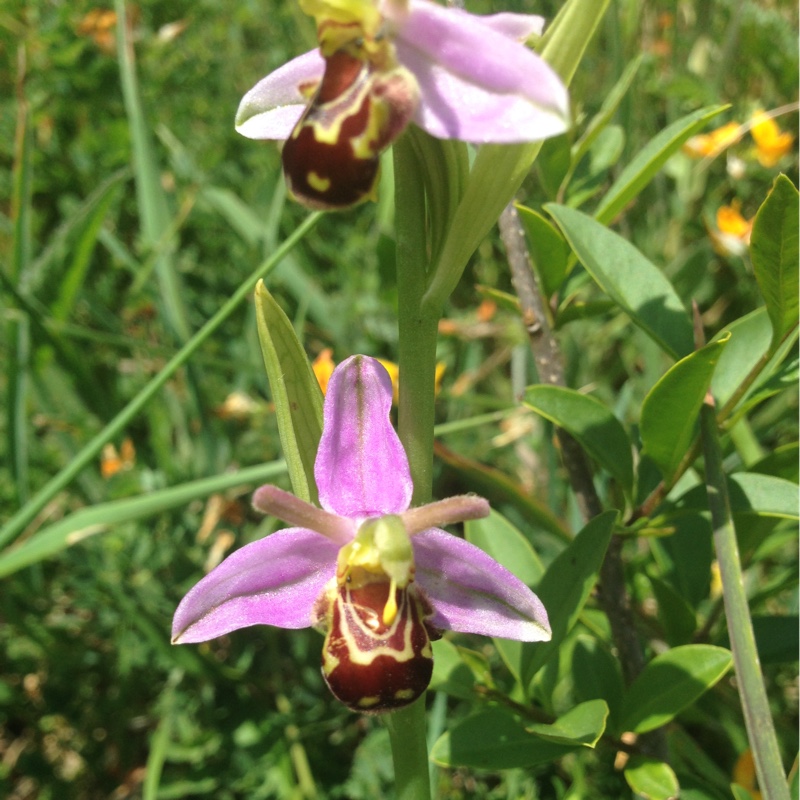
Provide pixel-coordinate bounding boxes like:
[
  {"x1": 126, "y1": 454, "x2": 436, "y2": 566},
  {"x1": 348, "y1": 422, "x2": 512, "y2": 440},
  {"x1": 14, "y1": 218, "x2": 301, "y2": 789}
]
[
  {"x1": 384, "y1": 698, "x2": 432, "y2": 800},
  {"x1": 0, "y1": 212, "x2": 322, "y2": 550},
  {"x1": 699, "y1": 399, "x2": 789, "y2": 800},
  {"x1": 388, "y1": 135, "x2": 436, "y2": 800},
  {"x1": 394, "y1": 135, "x2": 439, "y2": 507}
]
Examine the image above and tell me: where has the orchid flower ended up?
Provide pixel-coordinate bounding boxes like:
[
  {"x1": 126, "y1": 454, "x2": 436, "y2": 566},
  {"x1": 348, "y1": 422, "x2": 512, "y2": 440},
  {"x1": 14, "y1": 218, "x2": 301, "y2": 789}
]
[
  {"x1": 173, "y1": 356, "x2": 550, "y2": 713},
  {"x1": 235, "y1": 0, "x2": 569, "y2": 209}
]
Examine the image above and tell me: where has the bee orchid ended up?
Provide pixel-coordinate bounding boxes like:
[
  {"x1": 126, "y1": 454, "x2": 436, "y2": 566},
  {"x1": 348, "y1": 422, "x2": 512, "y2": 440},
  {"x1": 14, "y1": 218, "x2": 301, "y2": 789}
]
[
  {"x1": 173, "y1": 356, "x2": 550, "y2": 713},
  {"x1": 235, "y1": 0, "x2": 569, "y2": 208}
]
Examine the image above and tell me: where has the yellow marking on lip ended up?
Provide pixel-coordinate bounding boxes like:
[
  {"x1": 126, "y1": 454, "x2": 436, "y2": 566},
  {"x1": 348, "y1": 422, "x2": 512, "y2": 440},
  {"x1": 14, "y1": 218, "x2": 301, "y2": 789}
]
[
  {"x1": 382, "y1": 578, "x2": 398, "y2": 625},
  {"x1": 394, "y1": 688, "x2": 415, "y2": 701},
  {"x1": 307, "y1": 171, "x2": 332, "y2": 192},
  {"x1": 337, "y1": 589, "x2": 418, "y2": 666},
  {"x1": 357, "y1": 695, "x2": 381, "y2": 708}
]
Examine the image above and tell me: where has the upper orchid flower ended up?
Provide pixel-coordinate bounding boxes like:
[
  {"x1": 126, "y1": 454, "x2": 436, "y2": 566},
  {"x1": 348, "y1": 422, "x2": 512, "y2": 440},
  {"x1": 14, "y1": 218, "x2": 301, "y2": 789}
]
[
  {"x1": 235, "y1": 0, "x2": 569, "y2": 209},
  {"x1": 173, "y1": 356, "x2": 550, "y2": 713}
]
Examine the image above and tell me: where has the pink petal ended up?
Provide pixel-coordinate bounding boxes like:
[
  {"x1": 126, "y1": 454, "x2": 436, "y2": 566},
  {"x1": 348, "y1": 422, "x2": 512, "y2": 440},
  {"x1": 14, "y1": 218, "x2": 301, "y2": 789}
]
[
  {"x1": 413, "y1": 529, "x2": 551, "y2": 642},
  {"x1": 235, "y1": 50, "x2": 325, "y2": 140},
  {"x1": 480, "y1": 12, "x2": 545, "y2": 40},
  {"x1": 316, "y1": 356, "x2": 413, "y2": 518},
  {"x1": 392, "y1": 0, "x2": 569, "y2": 143},
  {"x1": 172, "y1": 528, "x2": 339, "y2": 643}
]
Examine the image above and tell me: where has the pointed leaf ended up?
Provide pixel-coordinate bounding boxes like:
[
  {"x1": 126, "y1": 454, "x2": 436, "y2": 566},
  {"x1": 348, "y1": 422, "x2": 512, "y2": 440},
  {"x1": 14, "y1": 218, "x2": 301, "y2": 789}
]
[
  {"x1": 429, "y1": 639, "x2": 477, "y2": 701},
  {"x1": 728, "y1": 473, "x2": 800, "y2": 520},
  {"x1": 517, "y1": 204, "x2": 570, "y2": 295},
  {"x1": 674, "y1": 473, "x2": 799, "y2": 521},
  {"x1": 624, "y1": 756, "x2": 680, "y2": 800},
  {"x1": 595, "y1": 105, "x2": 727, "y2": 225},
  {"x1": 571, "y1": 636, "x2": 625, "y2": 731},
  {"x1": 750, "y1": 175, "x2": 799, "y2": 351},
  {"x1": 430, "y1": 708, "x2": 579, "y2": 769},
  {"x1": 522, "y1": 510, "x2": 617, "y2": 684},
  {"x1": 649, "y1": 574, "x2": 697, "y2": 646},
  {"x1": 711, "y1": 309, "x2": 772, "y2": 407},
  {"x1": 547, "y1": 204, "x2": 694, "y2": 359},
  {"x1": 254, "y1": 280, "x2": 323, "y2": 503},
  {"x1": 620, "y1": 645, "x2": 733, "y2": 734},
  {"x1": 640, "y1": 336, "x2": 729, "y2": 481},
  {"x1": 526, "y1": 699, "x2": 608, "y2": 747},
  {"x1": 524, "y1": 385, "x2": 633, "y2": 493},
  {"x1": 717, "y1": 615, "x2": 799, "y2": 666},
  {"x1": 651, "y1": 512, "x2": 713, "y2": 608}
]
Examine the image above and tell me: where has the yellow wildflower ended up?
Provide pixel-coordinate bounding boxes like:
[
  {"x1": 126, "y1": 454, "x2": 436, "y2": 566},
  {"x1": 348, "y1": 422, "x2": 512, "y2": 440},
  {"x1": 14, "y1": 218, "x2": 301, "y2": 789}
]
[
  {"x1": 314, "y1": 351, "x2": 444, "y2": 402},
  {"x1": 77, "y1": 9, "x2": 118, "y2": 53},
  {"x1": 100, "y1": 438, "x2": 136, "y2": 479},
  {"x1": 732, "y1": 749, "x2": 762, "y2": 800},
  {"x1": 708, "y1": 201, "x2": 753, "y2": 257},
  {"x1": 683, "y1": 121, "x2": 742, "y2": 159},
  {"x1": 751, "y1": 110, "x2": 794, "y2": 167},
  {"x1": 312, "y1": 348, "x2": 336, "y2": 395}
]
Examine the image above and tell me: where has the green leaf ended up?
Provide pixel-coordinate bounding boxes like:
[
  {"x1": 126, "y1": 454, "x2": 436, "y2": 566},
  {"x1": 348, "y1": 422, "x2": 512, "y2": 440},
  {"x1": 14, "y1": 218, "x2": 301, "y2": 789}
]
[
  {"x1": 522, "y1": 511, "x2": 617, "y2": 684},
  {"x1": 537, "y1": 133, "x2": 572, "y2": 200},
  {"x1": 571, "y1": 636, "x2": 625, "y2": 731},
  {"x1": 624, "y1": 756, "x2": 680, "y2": 800},
  {"x1": 595, "y1": 105, "x2": 727, "y2": 225},
  {"x1": 619, "y1": 645, "x2": 733, "y2": 734},
  {"x1": 731, "y1": 785, "x2": 759, "y2": 800},
  {"x1": 750, "y1": 175, "x2": 799, "y2": 351},
  {"x1": 649, "y1": 574, "x2": 697, "y2": 646},
  {"x1": 429, "y1": 640, "x2": 477, "y2": 700},
  {"x1": 465, "y1": 509, "x2": 544, "y2": 586},
  {"x1": 517, "y1": 204, "x2": 570, "y2": 295},
  {"x1": 546, "y1": 204, "x2": 694, "y2": 359},
  {"x1": 526, "y1": 699, "x2": 609, "y2": 747},
  {"x1": 734, "y1": 342, "x2": 799, "y2": 420},
  {"x1": 567, "y1": 125, "x2": 625, "y2": 207},
  {"x1": 253, "y1": 281, "x2": 323, "y2": 503},
  {"x1": 524, "y1": 385, "x2": 633, "y2": 493},
  {"x1": 430, "y1": 708, "x2": 579, "y2": 769},
  {"x1": 728, "y1": 473, "x2": 800, "y2": 519},
  {"x1": 640, "y1": 336, "x2": 729, "y2": 481},
  {"x1": 751, "y1": 442, "x2": 799, "y2": 482},
  {"x1": 651, "y1": 512, "x2": 713, "y2": 608},
  {"x1": 717, "y1": 616, "x2": 799, "y2": 665},
  {"x1": 710, "y1": 309, "x2": 772, "y2": 407},
  {"x1": 674, "y1": 473, "x2": 799, "y2": 520}
]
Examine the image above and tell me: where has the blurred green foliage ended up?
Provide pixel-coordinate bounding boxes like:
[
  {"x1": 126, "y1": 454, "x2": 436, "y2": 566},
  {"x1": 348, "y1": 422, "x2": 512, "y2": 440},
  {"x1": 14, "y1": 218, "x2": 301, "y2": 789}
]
[{"x1": 0, "y1": 0, "x2": 797, "y2": 798}]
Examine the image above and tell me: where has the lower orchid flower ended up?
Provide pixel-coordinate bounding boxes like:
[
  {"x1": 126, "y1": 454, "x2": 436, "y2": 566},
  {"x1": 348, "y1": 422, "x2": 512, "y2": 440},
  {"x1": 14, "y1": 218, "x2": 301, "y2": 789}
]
[
  {"x1": 235, "y1": 0, "x2": 569, "y2": 209},
  {"x1": 172, "y1": 355, "x2": 550, "y2": 712}
]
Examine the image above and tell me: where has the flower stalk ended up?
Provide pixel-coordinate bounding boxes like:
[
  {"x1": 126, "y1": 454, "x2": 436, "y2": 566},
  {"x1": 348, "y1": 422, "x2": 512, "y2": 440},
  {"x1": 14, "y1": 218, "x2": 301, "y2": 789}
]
[
  {"x1": 699, "y1": 397, "x2": 790, "y2": 800},
  {"x1": 385, "y1": 697, "x2": 433, "y2": 800}
]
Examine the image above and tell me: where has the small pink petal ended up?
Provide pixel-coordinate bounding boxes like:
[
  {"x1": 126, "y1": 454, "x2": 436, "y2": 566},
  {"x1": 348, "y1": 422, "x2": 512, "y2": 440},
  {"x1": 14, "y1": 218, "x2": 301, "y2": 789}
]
[
  {"x1": 392, "y1": 0, "x2": 569, "y2": 143},
  {"x1": 316, "y1": 356, "x2": 413, "y2": 518},
  {"x1": 413, "y1": 529, "x2": 551, "y2": 642},
  {"x1": 235, "y1": 49, "x2": 325, "y2": 140},
  {"x1": 172, "y1": 528, "x2": 338, "y2": 643},
  {"x1": 480, "y1": 12, "x2": 545, "y2": 40}
]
